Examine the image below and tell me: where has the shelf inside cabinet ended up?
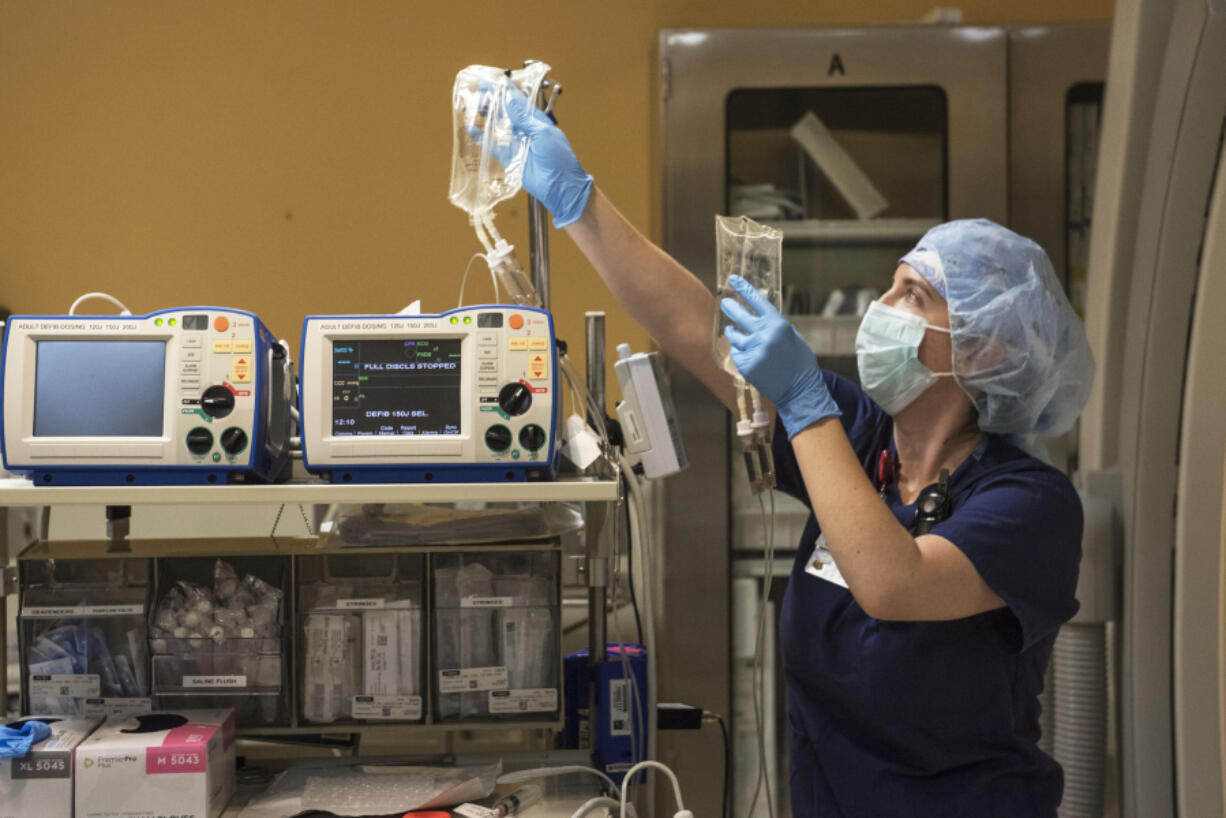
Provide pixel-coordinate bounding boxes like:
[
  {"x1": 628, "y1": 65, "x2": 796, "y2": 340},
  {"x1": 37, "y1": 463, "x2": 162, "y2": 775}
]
[
  {"x1": 764, "y1": 218, "x2": 939, "y2": 244},
  {"x1": 0, "y1": 475, "x2": 619, "y2": 507},
  {"x1": 18, "y1": 537, "x2": 563, "y2": 561}
]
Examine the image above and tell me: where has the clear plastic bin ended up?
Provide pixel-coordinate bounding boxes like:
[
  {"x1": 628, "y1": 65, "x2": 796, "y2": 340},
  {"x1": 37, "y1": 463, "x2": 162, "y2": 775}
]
[
  {"x1": 18, "y1": 558, "x2": 151, "y2": 717},
  {"x1": 297, "y1": 553, "x2": 425, "y2": 724},
  {"x1": 432, "y1": 550, "x2": 560, "y2": 723},
  {"x1": 148, "y1": 556, "x2": 289, "y2": 726}
]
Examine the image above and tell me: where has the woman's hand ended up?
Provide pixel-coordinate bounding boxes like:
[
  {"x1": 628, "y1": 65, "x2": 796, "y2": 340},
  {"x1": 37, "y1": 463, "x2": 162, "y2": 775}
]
[
  {"x1": 501, "y1": 88, "x2": 594, "y2": 228},
  {"x1": 721, "y1": 274, "x2": 841, "y2": 437}
]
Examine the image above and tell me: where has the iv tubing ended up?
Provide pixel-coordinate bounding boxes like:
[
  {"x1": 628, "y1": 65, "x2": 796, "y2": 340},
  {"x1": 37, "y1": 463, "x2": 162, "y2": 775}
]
[
  {"x1": 735, "y1": 377, "x2": 751, "y2": 428},
  {"x1": 473, "y1": 212, "x2": 495, "y2": 253},
  {"x1": 482, "y1": 211, "x2": 505, "y2": 246},
  {"x1": 69, "y1": 292, "x2": 131, "y2": 316},
  {"x1": 497, "y1": 765, "x2": 620, "y2": 797},
  {"x1": 747, "y1": 490, "x2": 778, "y2": 818}
]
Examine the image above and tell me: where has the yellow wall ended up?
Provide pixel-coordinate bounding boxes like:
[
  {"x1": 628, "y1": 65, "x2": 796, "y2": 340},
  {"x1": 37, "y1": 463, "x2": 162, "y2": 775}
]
[{"x1": 0, "y1": 0, "x2": 1112, "y2": 395}]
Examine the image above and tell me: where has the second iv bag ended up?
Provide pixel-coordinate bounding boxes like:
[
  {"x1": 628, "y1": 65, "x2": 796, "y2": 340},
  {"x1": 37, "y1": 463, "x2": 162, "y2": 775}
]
[
  {"x1": 713, "y1": 214, "x2": 783, "y2": 377},
  {"x1": 449, "y1": 62, "x2": 550, "y2": 219}
]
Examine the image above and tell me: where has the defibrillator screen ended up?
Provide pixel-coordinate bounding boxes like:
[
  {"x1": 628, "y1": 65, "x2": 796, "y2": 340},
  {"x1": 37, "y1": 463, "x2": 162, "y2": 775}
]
[
  {"x1": 33, "y1": 341, "x2": 166, "y2": 436},
  {"x1": 331, "y1": 338, "x2": 462, "y2": 436}
]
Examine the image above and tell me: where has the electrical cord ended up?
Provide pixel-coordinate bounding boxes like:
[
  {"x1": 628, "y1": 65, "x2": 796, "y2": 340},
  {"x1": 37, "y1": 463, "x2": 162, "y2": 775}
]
[
  {"x1": 618, "y1": 760, "x2": 689, "y2": 818},
  {"x1": 606, "y1": 479, "x2": 642, "y2": 779},
  {"x1": 621, "y1": 459, "x2": 660, "y2": 807},
  {"x1": 570, "y1": 796, "x2": 622, "y2": 818},
  {"x1": 705, "y1": 710, "x2": 731, "y2": 818},
  {"x1": 622, "y1": 481, "x2": 645, "y2": 646}
]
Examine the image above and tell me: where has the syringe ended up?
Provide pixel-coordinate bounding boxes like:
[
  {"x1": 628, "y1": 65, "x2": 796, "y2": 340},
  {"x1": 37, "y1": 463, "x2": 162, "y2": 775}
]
[{"x1": 492, "y1": 783, "x2": 544, "y2": 816}]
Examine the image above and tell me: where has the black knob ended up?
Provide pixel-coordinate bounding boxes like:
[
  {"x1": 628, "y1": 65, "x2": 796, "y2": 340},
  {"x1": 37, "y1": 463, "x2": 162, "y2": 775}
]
[
  {"x1": 201, "y1": 385, "x2": 235, "y2": 419},
  {"x1": 484, "y1": 424, "x2": 513, "y2": 453},
  {"x1": 518, "y1": 424, "x2": 547, "y2": 452},
  {"x1": 220, "y1": 427, "x2": 248, "y2": 455},
  {"x1": 186, "y1": 427, "x2": 213, "y2": 455},
  {"x1": 498, "y1": 382, "x2": 532, "y2": 416}
]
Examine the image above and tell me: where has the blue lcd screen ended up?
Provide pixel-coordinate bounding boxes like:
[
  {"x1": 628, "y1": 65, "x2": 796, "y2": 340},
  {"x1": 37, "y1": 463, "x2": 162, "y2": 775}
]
[{"x1": 34, "y1": 341, "x2": 167, "y2": 437}]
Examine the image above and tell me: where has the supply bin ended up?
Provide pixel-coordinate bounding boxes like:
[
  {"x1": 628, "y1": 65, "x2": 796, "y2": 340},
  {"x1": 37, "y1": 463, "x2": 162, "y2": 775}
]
[
  {"x1": 432, "y1": 549, "x2": 561, "y2": 723},
  {"x1": 297, "y1": 553, "x2": 425, "y2": 724},
  {"x1": 149, "y1": 556, "x2": 289, "y2": 726},
  {"x1": 18, "y1": 557, "x2": 152, "y2": 718}
]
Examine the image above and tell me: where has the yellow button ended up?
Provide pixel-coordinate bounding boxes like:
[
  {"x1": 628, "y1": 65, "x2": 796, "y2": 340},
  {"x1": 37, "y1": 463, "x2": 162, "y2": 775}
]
[
  {"x1": 232, "y1": 355, "x2": 253, "y2": 383},
  {"x1": 213, "y1": 340, "x2": 233, "y2": 354},
  {"x1": 233, "y1": 340, "x2": 253, "y2": 354},
  {"x1": 508, "y1": 337, "x2": 528, "y2": 351},
  {"x1": 529, "y1": 353, "x2": 548, "y2": 381},
  {"x1": 529, "y1": 337, "x2": 549, "y2": 350}
]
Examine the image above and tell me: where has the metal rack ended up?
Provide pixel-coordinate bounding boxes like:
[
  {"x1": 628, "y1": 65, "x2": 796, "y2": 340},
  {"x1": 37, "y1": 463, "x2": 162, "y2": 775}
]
[
  {"x1": 1, "y1": 64, "x2": 630, "y2": 783},
  {"x1": 0, "y1": 476, "x2": 618, "y2": 508}
]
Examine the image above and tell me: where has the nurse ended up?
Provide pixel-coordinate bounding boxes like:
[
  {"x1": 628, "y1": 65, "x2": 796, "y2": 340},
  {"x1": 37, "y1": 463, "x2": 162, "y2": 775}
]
[{"x1": 502, "y1": 92, "x2": 1095, "y2": 816}]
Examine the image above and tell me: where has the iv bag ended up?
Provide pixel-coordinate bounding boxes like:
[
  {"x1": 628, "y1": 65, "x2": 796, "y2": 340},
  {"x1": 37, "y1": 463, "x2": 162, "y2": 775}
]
[
  {"x1": 449, "y1": 62, "x2": 551, "y2": 219},
  {"x1": 713, "y1": 214, "x2": 783, "y2": 377}
]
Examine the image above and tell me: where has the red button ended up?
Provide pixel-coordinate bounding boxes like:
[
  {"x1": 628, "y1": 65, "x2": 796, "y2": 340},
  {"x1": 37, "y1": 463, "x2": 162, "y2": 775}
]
[
  {"x1": 214, "y1": 316, "x2": 229, "y2": 332},
  {"x1": 509, "y1": 314, "x2": 524, "y2": 330}
]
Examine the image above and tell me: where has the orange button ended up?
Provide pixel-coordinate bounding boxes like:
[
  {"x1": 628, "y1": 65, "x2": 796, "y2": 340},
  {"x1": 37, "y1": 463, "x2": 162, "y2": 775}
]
[
  {"x1": 509, "y1": 314, "x2": 524, "y2": 330},
  {"x1": 214, "y1": 316, "x2": 229, "y2": 332}
]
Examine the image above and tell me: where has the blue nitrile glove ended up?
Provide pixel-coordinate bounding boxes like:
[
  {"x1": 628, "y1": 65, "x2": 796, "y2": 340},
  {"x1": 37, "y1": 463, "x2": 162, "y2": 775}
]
[
  {"x1": 721, "y1": 274, "x2": 841, "y2": 438},
  {"x1": 0, "y1": 720, "x2": 52, "y2": 758},
  {"x1": 502, "y1": 88, "x2": 594, "y2": 228}
]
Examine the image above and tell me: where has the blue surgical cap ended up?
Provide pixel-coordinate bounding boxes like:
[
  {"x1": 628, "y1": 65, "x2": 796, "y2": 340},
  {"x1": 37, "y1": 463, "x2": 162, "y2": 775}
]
[{"x1": 900, "y1": 218, "x2": 1095, "y2": 437}]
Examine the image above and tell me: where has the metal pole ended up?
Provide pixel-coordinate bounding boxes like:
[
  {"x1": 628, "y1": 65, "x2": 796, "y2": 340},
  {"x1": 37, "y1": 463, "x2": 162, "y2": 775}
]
[
  {"x1": 585, "y1": 311, "x2": 606, "y2": 425},
  {"x1": 528, "y1": 198, "x2": 551, "y2": 312},
  {"x1": 585, "y1": 311, "x2": 608, "y2": 664},
  {"x1": 528, "y1": 82, "x2": 552, "y2": 311}
]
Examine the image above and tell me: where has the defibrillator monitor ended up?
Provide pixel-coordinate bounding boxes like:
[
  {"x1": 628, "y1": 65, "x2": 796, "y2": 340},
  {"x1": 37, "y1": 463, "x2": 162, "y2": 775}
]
[
  {"x1": 299, "y1": 306, "x2": 559, "y2": 482},
  {"x1": 1, "y1": 308, "x2": 294, "y2": 485}
]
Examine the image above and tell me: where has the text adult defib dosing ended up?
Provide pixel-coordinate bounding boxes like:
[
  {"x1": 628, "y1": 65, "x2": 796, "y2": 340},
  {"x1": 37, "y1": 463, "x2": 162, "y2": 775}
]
[
  {"x1": 299, "y1": 305, "x2": 559, "y2": 483},
  {"x1": 1, "y1": 308, "x2": 294, "y2": 485}
]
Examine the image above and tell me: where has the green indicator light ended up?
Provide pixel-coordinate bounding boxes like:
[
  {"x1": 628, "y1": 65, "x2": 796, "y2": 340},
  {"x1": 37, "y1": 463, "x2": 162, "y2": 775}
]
[
  {"x1": 168, "y1": 318, "x2": 177, "y2": 326},
  {"x1": 155, "y1": 318, "x2": 164, "y2": 326},
  {"x1": 449, "y1": 316, "x2": 459, "y2": 325},
  {"x1": 463, "y1": 316, "x2": 472, "y2": 324}
]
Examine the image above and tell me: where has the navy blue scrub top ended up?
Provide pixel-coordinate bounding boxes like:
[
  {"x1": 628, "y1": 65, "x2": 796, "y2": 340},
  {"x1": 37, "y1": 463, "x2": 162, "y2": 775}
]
[{"x1": 775, "y1": 371, "x2": 1083, "y2": 818}]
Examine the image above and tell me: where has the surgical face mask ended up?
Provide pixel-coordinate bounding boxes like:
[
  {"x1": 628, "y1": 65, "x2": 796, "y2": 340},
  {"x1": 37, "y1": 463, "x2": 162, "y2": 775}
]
[{"x1": 855, "y1": 300, "x2": 954, "y2": 415}]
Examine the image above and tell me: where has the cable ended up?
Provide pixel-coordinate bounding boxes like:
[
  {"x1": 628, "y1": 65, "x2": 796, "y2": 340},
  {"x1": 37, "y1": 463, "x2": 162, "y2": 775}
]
[
  {"x1": 570, "y1": 797, "x2": 622, "y2": 818},
  {"x1": 621, "y1": 460, "x2": 661, "y2": 809},
  {"x1": 618, "y1": 760, "x2": 686, "y2": 818},
  {"x1": 68, "y1": 292, "x2": 131, "y2": 316},
  {"x1": 622, "y1": 486, "x2": 644, "y2": 646},
  {"x1": 559, "y1": 353, "x2": 609, "y2": 446},
  {"x1": 604, "y1": 473, "x2": 640, "y2": 777},
  {"x1": 705, "y1": 711, "x2": 731, "y2": 818}
]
